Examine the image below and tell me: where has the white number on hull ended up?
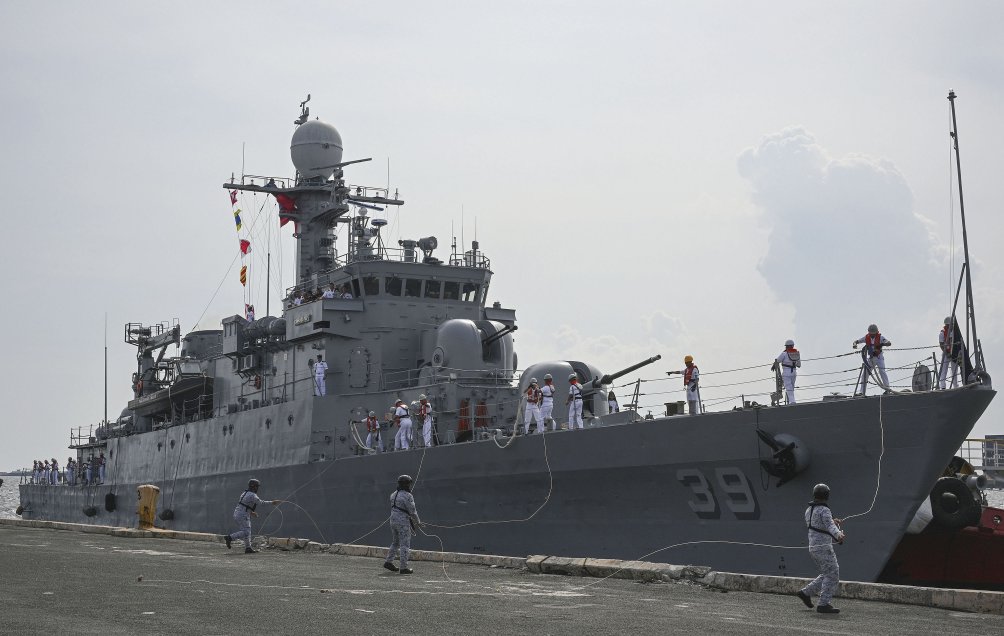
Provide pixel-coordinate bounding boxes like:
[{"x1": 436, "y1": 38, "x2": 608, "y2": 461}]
[{"x1": 676, "y1": 466, "x2": 760, "y2": 520}]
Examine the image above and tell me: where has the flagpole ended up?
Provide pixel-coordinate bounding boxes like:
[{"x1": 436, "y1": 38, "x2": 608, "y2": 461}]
[
  {"x1": 266, "y1": 252, "x2": 271, "y2": 317},
  {"x1": 104, "y1": 312, "x2": 108, "y2": 427}
]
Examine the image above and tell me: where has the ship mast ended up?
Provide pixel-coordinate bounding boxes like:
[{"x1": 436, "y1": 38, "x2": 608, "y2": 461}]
[{"x1": 947, "y1": 90, "x2": 987, "y2": 379}]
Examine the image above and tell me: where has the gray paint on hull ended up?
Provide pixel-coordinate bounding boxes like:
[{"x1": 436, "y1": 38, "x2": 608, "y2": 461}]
[{"x1": 19, "y1": 388, "x2": 995, "y2": 582}]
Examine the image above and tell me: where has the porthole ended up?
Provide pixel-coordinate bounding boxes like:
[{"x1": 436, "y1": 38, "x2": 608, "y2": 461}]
[
  {"x1": 185, "y1": 433, "x2": 190, "y2": 443},
  {"x1": 265, "y1": 418, "x2": 271, "y2": 430},
  {"x1": 169, "y1": 439, "x2": 175, "y2": 449},
  {"x1": 157, "y1": 442, "x2": 163, "y2": 451}
]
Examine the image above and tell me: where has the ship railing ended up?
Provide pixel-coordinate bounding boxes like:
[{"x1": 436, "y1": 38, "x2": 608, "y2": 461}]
[
  {"x1": 380, "y1": 366, "x2": 515, "y2": 392},
  {"x1": 69, "y1": 423, "x2": 104, "y2": 448},
  {"x1": 958, "y1": 438, "x2": 1004, "y2": 471},
  {"x1": 282, "y1": 245, "x2": 485, "y2": 302}
]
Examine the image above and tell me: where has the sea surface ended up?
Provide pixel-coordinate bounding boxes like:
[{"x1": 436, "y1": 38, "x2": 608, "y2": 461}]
[
  {"x1": 0, "y1": 477, "x2": 23, "y2": 520},
  {"x1": 2, "y1": 478, "x2": 1001, "y2": 521}
]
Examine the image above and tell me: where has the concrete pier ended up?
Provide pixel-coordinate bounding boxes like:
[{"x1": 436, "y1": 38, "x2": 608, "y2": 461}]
[{"x1": 2, "y1": 522, "x2": 1003, "y2": 635}]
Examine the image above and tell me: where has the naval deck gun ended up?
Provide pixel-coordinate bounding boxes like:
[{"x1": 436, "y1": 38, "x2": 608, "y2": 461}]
[{"x1": 587, "y1": 355, "x2": 663, "y2": 389}]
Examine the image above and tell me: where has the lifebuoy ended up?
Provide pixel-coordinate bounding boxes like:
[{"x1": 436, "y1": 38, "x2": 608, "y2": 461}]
[
  {"x1": 930, "y1": 476, "x2": 982, "y2": 529},
  {"x1": 254, "y1": 375, "x2": 262, "y2": 389}
]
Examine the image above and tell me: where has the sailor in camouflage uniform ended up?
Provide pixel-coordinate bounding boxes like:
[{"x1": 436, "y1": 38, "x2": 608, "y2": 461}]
[
  {"x1": 223, "y1": 478, "x2": 279, "y2": 553},
  {"x1": 384, "y1": 474, "x2": 422, "y2": 574},
  {"x1": 796, "y1": 483, "x2": 846, "y2": 614}
]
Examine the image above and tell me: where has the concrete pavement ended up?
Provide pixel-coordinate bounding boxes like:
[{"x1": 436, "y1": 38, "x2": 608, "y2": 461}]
[{"x1": 2, "y1": 525, "x2": 1003, "y2": 635}]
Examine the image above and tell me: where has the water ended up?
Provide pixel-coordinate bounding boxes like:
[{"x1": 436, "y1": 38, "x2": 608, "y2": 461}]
[{"x1": 0, "y1": 477, "x2": 21, "y2": 520}]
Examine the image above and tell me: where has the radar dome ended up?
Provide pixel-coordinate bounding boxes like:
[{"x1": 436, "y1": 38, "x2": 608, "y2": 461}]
[{"x1": 290, "y1": 120, "x2": 343, "y2": 180}]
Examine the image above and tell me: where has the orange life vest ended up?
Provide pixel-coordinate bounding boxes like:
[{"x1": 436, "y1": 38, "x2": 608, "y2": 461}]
[
  {"x1": 684, "y1": 365, "x2": 698, "y2": 386},
  {"x1": 865, "y1": 333, "x2": 884, "y2": 354}
]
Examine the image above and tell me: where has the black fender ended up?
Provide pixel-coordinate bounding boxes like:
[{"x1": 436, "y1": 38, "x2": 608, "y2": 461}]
[
  {"x1": 104, "y1": 493, "x2": 117, "y2": 512},
  {"x1": 930, "y1": 476, "x2": 982, "y2": 529}
]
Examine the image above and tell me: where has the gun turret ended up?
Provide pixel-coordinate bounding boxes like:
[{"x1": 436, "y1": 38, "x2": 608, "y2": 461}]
[{"x1": 590, "y1": 355, "x2": 662, "y2": 388}]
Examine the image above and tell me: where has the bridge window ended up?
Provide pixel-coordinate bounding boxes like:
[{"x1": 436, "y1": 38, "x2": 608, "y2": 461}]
[
  {"x1": 350, "y1": 278, "x2": 361, "y2": 298},
  {"x1": 404, "y1": 279, "x2": 422, "y2": 298},
  {"x1": 363, "y1": 276, "x2": 380, "y2": 296},
  {"x1": 424, "y1": 280, "x2": 441, "y2": 299},
  {"x1": 386, "y1": 276, "x2": 402, "y2": 296},
  {"x1": 462, "y1": 283, "x2": 480, "y2": 303},
  {"x1": 443, "y1": 281, "x2": 459, "y2": 300}
]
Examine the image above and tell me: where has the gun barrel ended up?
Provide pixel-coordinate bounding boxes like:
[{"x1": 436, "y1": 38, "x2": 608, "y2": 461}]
[{"x1": 596, "y1": 355, "x2": 662, "y2": 386}]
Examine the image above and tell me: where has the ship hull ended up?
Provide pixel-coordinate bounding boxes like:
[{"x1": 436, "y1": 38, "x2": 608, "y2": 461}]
[{"x1": 20, "y1": 387, "x2": 994, "y2": 582}]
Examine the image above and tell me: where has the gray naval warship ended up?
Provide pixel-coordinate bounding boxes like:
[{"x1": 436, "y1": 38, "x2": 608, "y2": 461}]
[{"x1": 19, "y1": 93, "x2": 995, "y2": 583}]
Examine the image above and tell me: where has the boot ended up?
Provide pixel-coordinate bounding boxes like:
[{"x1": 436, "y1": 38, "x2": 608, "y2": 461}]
[
  {"x1": 383, "y1": 561, "x2": 399, "y2": 572},
  {"x1": 223, "y1": 535, "x2": 232, "y2": 549},
  {"x1": 816, "y1": 604, "x2": 840, "y2": 614}
]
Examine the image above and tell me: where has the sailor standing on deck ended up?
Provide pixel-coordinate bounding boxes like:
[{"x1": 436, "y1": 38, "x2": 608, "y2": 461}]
[
  {"x1": 393, "y1": 399, "x2": 413, "y2": 450},
  {"x1": 98, "y1": 452, "x2": 106, "y2": 484},
  {"x1": 566, "y1": 374, "x2": 585, "y2": 430},
  {"x1": 667, "y1": 355, "x2": 700, "y2": 414},
  {"x1": 365, "y1": 411, "x2": 384, "y2": 452},
  {"x1": 66, "y1": 458, "x2": 76, "y2": 486},
  {"x1": 524, "y1": 378, "x2": 543, "y2": 435},
  {"x1": 853, "y1": 324, "x2": 891, "y2": 395},
  {"x1": 223, "y1": 478, "x2": 279, "y2": 554},
  {"x1": 938, "y1": 316, "x2": 963, "y2": 390},
  {"x1": 384, "y1": 474, "x2": 423, "y2": 575},
  {"x1": 796, "y1": 483, "x2": 845, "y2": 614},
  {"x1": 312, "y1": 354, "x2": 328, "y2": 397},
  {"x1": 50, "y1": 458, "x2": 59, "y2": 485},
  {"x1": 540, "y1": 374, "x2": 557, "y2": 431},
  {"x1": 773, "y1": 340, "x2": 801, "y2": 404},
  {"x1": 418, "y1": 395, "x2": 434, "y2": 447}
]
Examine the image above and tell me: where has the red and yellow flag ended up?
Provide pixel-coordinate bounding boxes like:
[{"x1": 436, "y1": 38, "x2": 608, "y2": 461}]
[{"x1": 239, "y1": 265, "x2": 247, "y2": 286}]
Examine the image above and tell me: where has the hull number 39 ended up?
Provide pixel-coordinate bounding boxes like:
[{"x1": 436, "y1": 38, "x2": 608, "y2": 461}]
[{"x1": 677, "y1": 467, "x2": 760, "y2": 520}]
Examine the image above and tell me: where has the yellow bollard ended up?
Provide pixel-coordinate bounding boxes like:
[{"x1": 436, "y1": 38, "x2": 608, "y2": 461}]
[{"x1": 136, "y1": 484, "x2": 161, "y2": 529}]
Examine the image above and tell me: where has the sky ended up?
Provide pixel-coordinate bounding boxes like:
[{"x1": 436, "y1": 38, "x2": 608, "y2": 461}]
[{"x1": 1, "y1": 1, "x2": 1002, "y2": 470}]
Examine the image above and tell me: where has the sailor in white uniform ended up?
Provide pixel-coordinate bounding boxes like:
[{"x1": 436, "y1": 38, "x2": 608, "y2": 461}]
[
  {"x1": 540, "y1": 374, "x2": 557, "y2": 431},
  {"x1": 418, "y1": 395, "x2": 434, "y2": 447},
  {"x1": 567, "y1": 374, "x2": 584, "y2": 430},
  {"x1": 938, "y1": 316, "x2": 962, "y2": 390},
  {"x1": 853, "y1": 324, "x2": 891, "y2": 395},
  {"x1": 773, "y1": 339, "x2": 801, "y2": 404},
  {"x1": 313, "y1": 354, "x2": 328, "y2": 397},
  {"x1": 524, "y1": 378, "x2": 543, "y2": 434},
  {"x1": 365, "y1": 411, "x2": 384, "y2": 452},
  {"x1": 223, "y1": 478, "x2": 279, "y2": 553},
  {"x1": 393, "y1": 399, "x2": 412, "y2": 450},
  {"x1": 667, "y1": 355, "x2": 700, "y2": 414},
  {"x1": 322, "y1": 283, "x2": 337, "y2": 299},
  {"x1": 607, "y1": 391, "x2": 619, "y2": 413},
  {"x1": 796, "y1": 483, "x2": 845, "y2": 614}
]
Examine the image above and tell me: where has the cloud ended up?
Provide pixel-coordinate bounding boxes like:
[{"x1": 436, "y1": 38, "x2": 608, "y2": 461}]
[{"x1": 738, "y1": 127, "x2": 943, "y2": 345}]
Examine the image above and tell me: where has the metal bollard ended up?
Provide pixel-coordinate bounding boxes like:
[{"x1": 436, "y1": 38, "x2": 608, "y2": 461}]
[{"x1": 136, "y1": 484, "x2": 161, "y2": 529}]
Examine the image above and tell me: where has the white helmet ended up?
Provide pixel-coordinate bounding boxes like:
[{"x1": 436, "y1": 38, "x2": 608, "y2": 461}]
[
  {"x1": 568, "y1": 373, "x2": 578, "y2": 381},
  {"x1": 944, "y1": 316, "x2": 952, "y2": 326},
  {"x1": 544, "y1": 373, "x2": 552, "y2": 381},
  {"x1": 529, "y1": 377, "x2": 538, "y2": 385},
  {"x1": 368, "y1": 411, "x2": 376, "y2": 417},
  {"x1": 419, "y1": 394, "x2": 427, "y2": 400},
  {"x1": 785, "y1": 339, "x2": 794, "y2": 347},
  {"x1": 868, "y1": 324, "x2": 879, "y2": 334}
]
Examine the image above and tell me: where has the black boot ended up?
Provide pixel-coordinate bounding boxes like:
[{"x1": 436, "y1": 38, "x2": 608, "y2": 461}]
[
  {"x1": 224, "y1": 535, "x2": 232, "y2": 549},
  {"x1": 383, "y1": 561, "x2": 399, "y2": 572},
  {"x1": 245, "y1": 547, "x2": 258, "y2": 554},
  {"x1": 796, "y1": 590, "x2": 813, "y2": 608},
  {"x1": 816, "y1": 604, "x2": 840, "y2": 614}
]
